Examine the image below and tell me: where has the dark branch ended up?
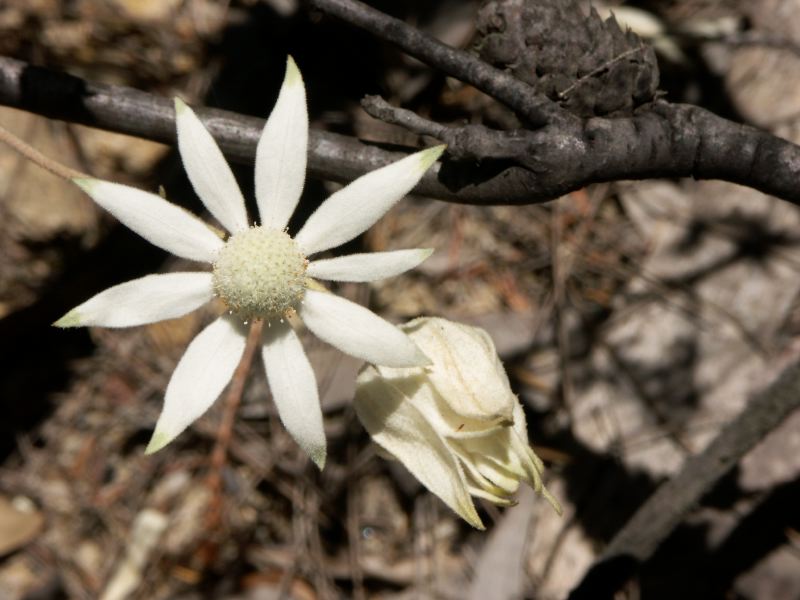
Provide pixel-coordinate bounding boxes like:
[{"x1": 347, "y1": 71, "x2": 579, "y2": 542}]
[
  {"x1": 319, "y1": 0, "x2": 800, "y2": 206},
  {"x1": 568, "y1": 344, "x2": 800, "y2": 599},
  {"x1": 0, "y1": 56, "x2": 540, "y2": 204},
  {"x1": 363, "y1": 93, "x2": 800, "y2": 206},
  {"x1": 5, "y1": 55, "x2": 800, "y2": 207},
  {"x1": 306, "y1": 0, "x2": 565, "y2": 128}
]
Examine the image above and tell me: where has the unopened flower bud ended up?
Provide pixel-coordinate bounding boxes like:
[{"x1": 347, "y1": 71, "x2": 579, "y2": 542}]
[{"x1": 355, "y1": 317, "x2": 561, "y2": 529}]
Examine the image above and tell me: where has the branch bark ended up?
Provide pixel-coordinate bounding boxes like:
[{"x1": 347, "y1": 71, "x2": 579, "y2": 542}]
[
  {"x1": 363, "y1": 93, "x2": 800, "y2": 205},
  {"x1": 0, "y1": 56, "x2": 535, "y2": 205},
  {"x1": 4, "y1": 55, "x2": 800, "y2": 207},
  {"x1": 311, "y1": 0, "x2": 800, "y2": 206}
]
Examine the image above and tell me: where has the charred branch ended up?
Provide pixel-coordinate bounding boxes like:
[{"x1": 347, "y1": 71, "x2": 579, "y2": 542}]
[
  {"x1": 363, "y1": 93, "x2": 800, "y2": 205},
  {"x1": 0, "y1": 56, "x2": 536, "y2": 204}
]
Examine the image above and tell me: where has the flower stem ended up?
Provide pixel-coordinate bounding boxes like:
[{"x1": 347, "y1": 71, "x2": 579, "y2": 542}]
[
  {"x1": 205, "y1": 319, "x2": 263, "y2": 531},
  {"x1": 0, "y1": 122, "x2": 87, "y2": 180}
]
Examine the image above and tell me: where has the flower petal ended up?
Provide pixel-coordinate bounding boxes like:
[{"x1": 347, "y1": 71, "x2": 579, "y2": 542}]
[
  {"x1": 261, "y1": 321, "x2": 326, "y2": 468},
  {"x1": 145, "y1": 316, "x2": 247, "y2": 454},
  {"x1": 464, "y1": 481, "x2": 517, "y2": 506},
  {"x1": 255, "y1": 56, "x2": 308, "y2": 231},
  {"x1": 354, "y1": 366, "x2": 484, "y2": 529},
  {"x1": 401, "y1": 317, "x2": 516, "y2": 423},
  {"x1": 175, "y1": 99, "x2": 249, "y2": 234},
  {"x1": 295, "y1": 145, "x2": 445, "y2": 256},
  {"x1": 54, "y1": 272, "x2": 213, "y2": 328},
  {"x1": 455, "y1": 436, "x2": 525, "y2": 495},
  {"x1": 307, "y1": 249, "x2": 433, "y2": 282},
  {"x1": 299, "y1": 289, "x2": 429, "y2": 367},
  {"x1": 73, "y1": 178, "x2": 223, "y2": 262}
]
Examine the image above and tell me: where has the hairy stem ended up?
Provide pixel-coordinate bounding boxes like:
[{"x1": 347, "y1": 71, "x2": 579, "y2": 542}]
[
  {"x1": 0, "y1": 122, "x2": 86, "y2": 180},
  {"x1": 205, "y1": 320, "x2": 264, "y2": 532}
]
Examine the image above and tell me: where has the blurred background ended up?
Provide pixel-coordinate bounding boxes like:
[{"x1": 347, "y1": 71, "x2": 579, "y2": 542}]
[{"x1": 0, "y1": 0, "x2": 799, "y2": 598}]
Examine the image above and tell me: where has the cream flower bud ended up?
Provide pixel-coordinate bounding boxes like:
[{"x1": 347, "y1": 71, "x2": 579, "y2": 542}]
[{"x1": 354, "y1": 317, "x2": 561, "y2": 530}]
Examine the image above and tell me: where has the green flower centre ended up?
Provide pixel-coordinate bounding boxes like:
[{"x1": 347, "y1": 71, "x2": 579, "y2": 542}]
[{"x1": 212, "y1": 226, "x2": 307, "y2": 319}]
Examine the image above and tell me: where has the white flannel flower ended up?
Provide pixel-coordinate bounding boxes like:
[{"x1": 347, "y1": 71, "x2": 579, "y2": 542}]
[
  {"x1": 55, "y1": 57, "x2": 443, "y2": 469},
  {"x1": 354, "y1": 317, "x2": 561, "y2": 529}
]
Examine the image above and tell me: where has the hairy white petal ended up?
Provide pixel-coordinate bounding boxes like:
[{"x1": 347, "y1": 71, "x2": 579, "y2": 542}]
[
  {"x1": 54, "y1": 272, "x2": 213, "y2": 328},
  {"x1": 295, "y1": 145, "x2": 445, "y2": 255},
  {"x1": 262, "y1": 322, "x2": 325, "y2": 468},
  {"x1": 399, "y1": 317, "x2": 516, "y2": 423},
  {"x1": 175, "y1": 99, "x2": 249, "y2": 234},
  {"x1": 307, "y1": 249, "x2": 433, "y2": 282},
  {"x1": 454, "y1": 436, "x2": 525, "y2": 495},
  {"x1": 354, "y1": 366, "x2": 484, "y2": 529},
  {"x1": 299, "y1": 289, "x2": 429, "y2": 367},
  {"x1": 255, "y1": 56, "x2": 308, "y2": 230},
  {"x1": 145, "y1": 316, "x2": 247, "y2": 453},
  {"x1": 354, "y1": 316, "x2": 563, "y2": 522},
  {"x1": 73, "y1": 178, "x2": 223, "y2": 262}
]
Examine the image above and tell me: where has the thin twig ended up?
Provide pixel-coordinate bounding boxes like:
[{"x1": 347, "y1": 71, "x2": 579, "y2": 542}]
[
  {"x1": 550, "y1": 201, "x2": 572, "y2": 414},
  {"x1": 361, "y1": 94, "x2": 532, "y2": 163},
  {"x1": 557, "y1": 45, "x2": 649, "y2": 99},
  {"x1": 0, "y1": 122, "x2": 87, "y2": 180},
  {"x1": 361, "y1": 95, "x2": 449, "y2": 140},
  {"x1": 205, "y1": 320, "x2": 264, "y2": 532},
  {"x1": 346, "y1": 441, "x2": 366, "y2": 600},
  {"x1": 307, "y1": 0, "x2": 565, "y2": 128}
]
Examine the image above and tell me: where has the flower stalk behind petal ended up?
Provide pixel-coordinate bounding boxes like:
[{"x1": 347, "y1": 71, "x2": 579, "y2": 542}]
[{"x1": 146, "y1": 316, "x2": 248, "y2": 453}]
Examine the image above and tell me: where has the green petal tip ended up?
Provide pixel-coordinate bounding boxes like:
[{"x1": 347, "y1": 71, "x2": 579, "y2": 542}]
[
  {"x1": 144, "y1": 431, "x2": 172, "y2": 455},
  {"x1": 464, "y1": 510, "x2": 486, "y2": 530},
  {"x1": 174, "y1": 97, "x2": 187, "y2": 114},
  {"x1": 418, "y1": 144, "x2": 446, "y2": 170},
  {"x1": 53, "y1": 310, "x2": 82, "y2": 328},
  {"x1": 310, "y1": 447, "x2": 327, "y2": 470},
  {"x1": 71, "y1": 177, "x2": 96, "y2": 191},
  {"x1": 543, "y1": 488, "x2": 563, "y2": 516},
  {"x1": 285, "y1": 56, "x2": 302, "y2": 86}
]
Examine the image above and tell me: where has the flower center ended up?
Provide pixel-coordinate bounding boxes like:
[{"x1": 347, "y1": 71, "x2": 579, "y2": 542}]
[{"x1": 212, "y1": 226, "x2": 307, "y2": 320}]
